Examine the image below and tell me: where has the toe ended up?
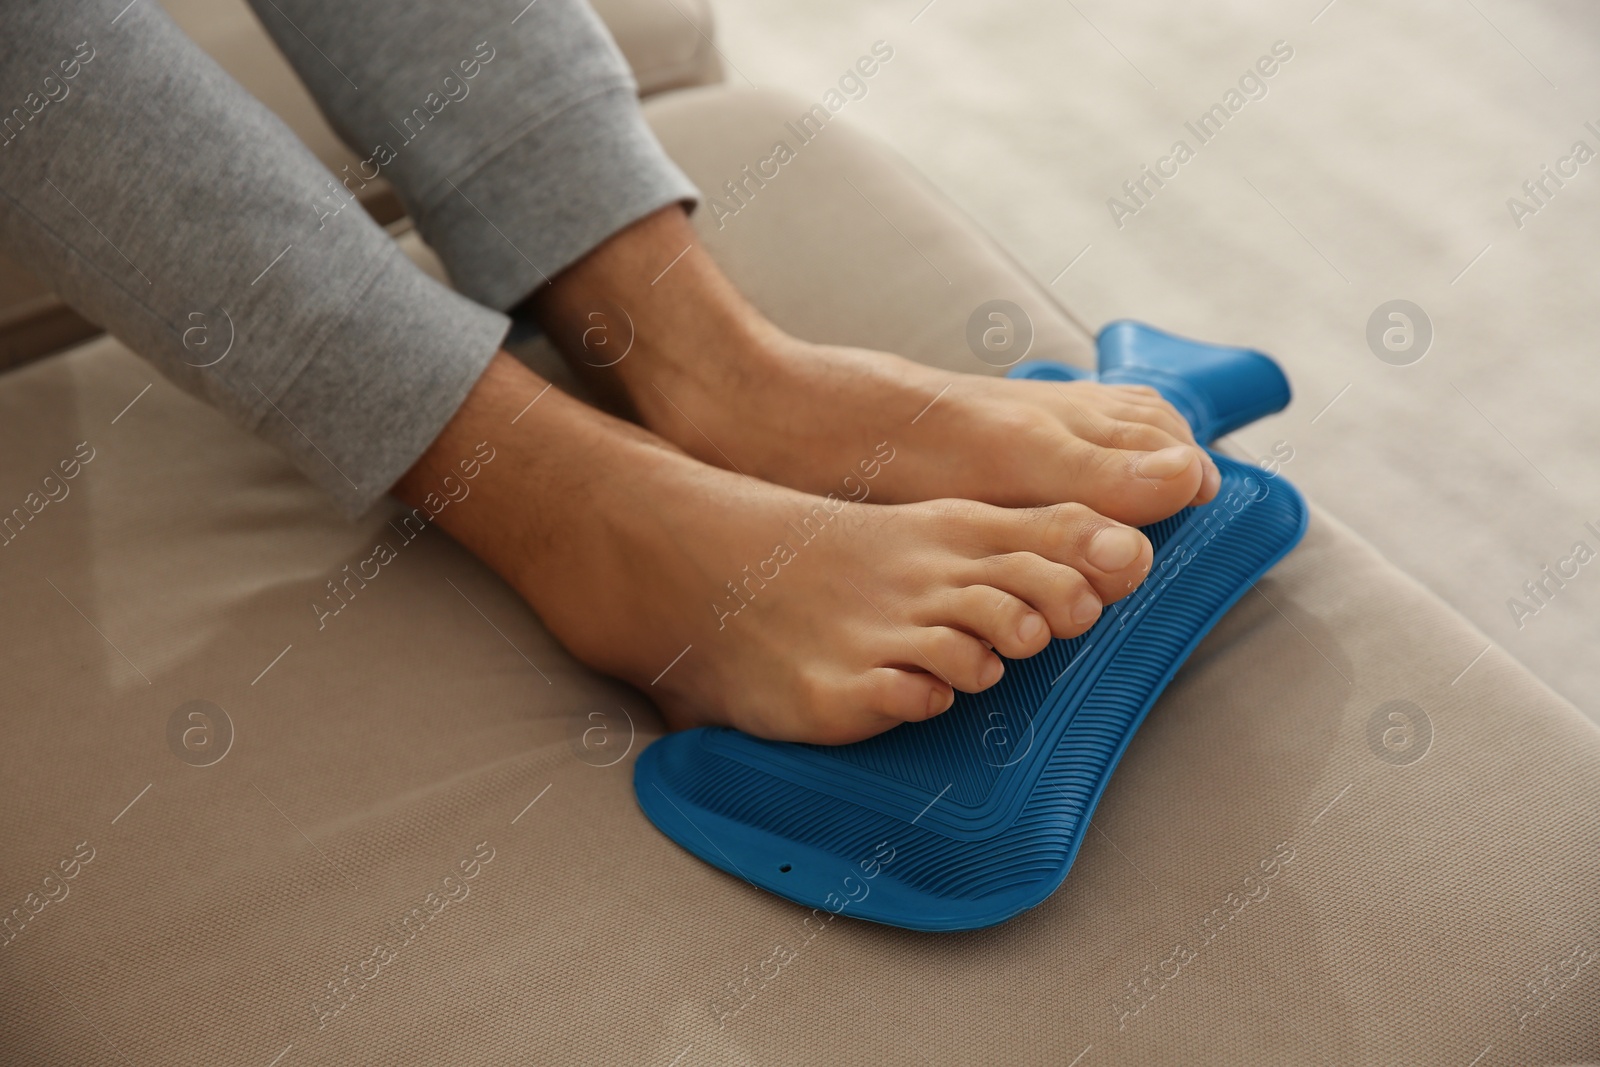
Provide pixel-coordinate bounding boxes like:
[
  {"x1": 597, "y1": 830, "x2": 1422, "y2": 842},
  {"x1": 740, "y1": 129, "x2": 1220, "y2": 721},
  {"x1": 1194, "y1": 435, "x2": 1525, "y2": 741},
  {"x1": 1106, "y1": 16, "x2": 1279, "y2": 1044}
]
[
  {"x1": 963, "y1": 552, "x2": 1101, "y2": 639},
  {"x1": 1109, "y1": 391, "x2": 1198, "y2": 444},
  {"x1": 1103, "y1": 419, "x2": 1185, "y2": 455},
  {"x1": 1194, "y1": 454, "x2": 1222, "y2": 505},
  {"x1": 1099, "y1": 388, "x2": 1222, "y2": 501},
  {"x1": 910, "y1": 626, "x2": 1005, "y2": 693},
  {"x1": 777, "y1": 666, "x2": 911, "y2": 745},
  {"x1": 1099, "y1": 394, "x2": 1220, "y2": 505},
  {"x1": 1027, "y1": 378, "x2": 1196, "y2": 449},
  {"x1": 1079, "y1": 522, "x2": 1154, "y2": 603},
  {"x1": 986, "y1": 502, "x2": 1152, "y2": 606},
  {"x1": 1069, "y1": 439, "x2": 1208, "y2": 525},
  {"x1": 925, "y1": 584, "x2": 1054, "y2": 660},
  {"x1": 859, "y1": 667, "x2": 954, "y2": 728},
  {"x1": 1128, "y1": 444, "x2": 1206, "y2": 486}
]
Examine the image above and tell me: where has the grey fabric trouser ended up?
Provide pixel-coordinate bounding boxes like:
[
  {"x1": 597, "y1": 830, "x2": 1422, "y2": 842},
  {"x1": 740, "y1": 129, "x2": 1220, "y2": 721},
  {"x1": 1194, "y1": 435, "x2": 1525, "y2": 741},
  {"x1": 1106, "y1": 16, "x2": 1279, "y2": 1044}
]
[{"x1": 0, "y1": 0, "x2": 698, "y2": 515}]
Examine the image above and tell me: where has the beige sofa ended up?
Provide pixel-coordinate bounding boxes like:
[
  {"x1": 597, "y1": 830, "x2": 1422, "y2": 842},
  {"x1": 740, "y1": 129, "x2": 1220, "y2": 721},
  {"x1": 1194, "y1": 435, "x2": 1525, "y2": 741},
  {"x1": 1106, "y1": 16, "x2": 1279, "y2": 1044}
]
[{"x1": 1, "y1": 3, "x2": 1596, "y2": 1065}]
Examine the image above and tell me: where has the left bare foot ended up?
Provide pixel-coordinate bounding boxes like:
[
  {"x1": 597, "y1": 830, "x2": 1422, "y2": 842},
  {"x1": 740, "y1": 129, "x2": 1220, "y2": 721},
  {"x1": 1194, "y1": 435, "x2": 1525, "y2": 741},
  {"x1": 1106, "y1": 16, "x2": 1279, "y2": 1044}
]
[{"x1": 531, "y1": 206, "x2": 1218, "y2": 527}]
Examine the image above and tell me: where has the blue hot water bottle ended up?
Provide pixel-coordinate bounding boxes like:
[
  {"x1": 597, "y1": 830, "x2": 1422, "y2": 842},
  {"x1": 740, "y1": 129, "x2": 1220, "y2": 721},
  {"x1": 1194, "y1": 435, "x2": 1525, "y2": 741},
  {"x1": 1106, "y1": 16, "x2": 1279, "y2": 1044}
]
[{"x1": 634, "y1": 321, "x2": 1305, "y2": 931}]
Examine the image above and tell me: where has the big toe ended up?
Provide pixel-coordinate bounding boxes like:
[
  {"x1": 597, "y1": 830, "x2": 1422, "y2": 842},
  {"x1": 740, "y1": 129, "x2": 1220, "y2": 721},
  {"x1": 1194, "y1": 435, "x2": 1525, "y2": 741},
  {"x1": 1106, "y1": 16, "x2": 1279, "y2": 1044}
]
[
  {"x1": 984, "y1": 501, "x2": 1153, "y2": 606},
  {"x1": 1071, "y1": 442, "x2": 1212, "y2": 525}
]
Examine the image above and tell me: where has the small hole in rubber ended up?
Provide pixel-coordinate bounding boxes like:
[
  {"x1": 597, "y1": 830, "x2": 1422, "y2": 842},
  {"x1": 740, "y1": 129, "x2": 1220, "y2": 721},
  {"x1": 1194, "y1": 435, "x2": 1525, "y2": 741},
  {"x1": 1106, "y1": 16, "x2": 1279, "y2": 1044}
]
[{"x1": 778, "y1": 864, "x2": 792, "y2": 873}]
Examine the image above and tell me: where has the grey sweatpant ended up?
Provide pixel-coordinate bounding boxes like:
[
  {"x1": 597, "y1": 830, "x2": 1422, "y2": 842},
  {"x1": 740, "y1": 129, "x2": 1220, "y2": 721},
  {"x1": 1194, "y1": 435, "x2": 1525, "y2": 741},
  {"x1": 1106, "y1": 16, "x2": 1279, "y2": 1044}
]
[{"x1": 0, "y1": 0, "x2": 697, "y2": 515}]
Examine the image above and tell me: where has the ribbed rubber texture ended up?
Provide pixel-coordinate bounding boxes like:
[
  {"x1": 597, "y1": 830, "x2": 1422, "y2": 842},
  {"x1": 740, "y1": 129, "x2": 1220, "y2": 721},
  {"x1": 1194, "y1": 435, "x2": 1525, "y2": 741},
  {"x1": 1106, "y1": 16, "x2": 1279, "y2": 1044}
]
[{"x1": 636, "y1": 455, "x2": 1308, "y2": 931}]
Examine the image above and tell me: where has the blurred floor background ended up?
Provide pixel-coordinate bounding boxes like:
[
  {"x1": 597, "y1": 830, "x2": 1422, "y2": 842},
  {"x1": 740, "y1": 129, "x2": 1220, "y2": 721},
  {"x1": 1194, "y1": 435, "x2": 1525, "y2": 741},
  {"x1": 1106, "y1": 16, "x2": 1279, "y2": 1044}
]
[{"x1": 711, "y1": 0, "x2": 1600, "y2": 721}]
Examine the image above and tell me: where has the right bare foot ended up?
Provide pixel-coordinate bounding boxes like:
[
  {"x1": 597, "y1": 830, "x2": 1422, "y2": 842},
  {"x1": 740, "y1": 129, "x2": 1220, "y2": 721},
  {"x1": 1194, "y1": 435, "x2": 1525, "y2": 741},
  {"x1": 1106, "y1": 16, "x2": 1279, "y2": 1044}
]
[{"x1": 397, "y1": 353, "x2": 1153, "y2": 744}]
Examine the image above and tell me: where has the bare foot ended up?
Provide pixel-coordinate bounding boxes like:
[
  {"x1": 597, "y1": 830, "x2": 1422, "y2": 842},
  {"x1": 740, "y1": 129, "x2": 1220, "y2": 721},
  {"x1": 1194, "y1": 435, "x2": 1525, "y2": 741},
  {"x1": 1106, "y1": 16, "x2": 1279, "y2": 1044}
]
[
  {"x1": 396, "y1": 353, "x2": 1154, "y2": 744},
  {"x1": 531, "y1": 206, "x2": 1221, "y2": 528}
]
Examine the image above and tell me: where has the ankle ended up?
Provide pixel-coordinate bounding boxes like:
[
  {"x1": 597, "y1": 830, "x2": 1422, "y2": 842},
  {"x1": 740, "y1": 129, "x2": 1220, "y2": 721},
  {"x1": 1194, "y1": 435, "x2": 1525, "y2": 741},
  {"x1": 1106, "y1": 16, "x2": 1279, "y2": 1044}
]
[
  {"x1": 525, "y1": 204, "x2": 788, "y2": 424},
  {"x1": 392, "y1": 351, "x2": 657, "y2": 585}
]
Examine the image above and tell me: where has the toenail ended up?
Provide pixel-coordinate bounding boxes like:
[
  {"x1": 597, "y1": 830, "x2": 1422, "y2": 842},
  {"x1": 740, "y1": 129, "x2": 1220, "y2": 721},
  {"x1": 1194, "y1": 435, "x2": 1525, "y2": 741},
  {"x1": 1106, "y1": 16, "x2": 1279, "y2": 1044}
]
[
  {"x1": 1071, "y1": 591, "x2": 1102, "y2": 626},
  {"x1": 1202, "y1": 460, "x2": 1222, "y2": 497},
  {"x1": 980, "y1": 658, "x2": 1004, "y2": 688},
  {"x1": 1138, "y1": 445, "x2": 1196, "y2": 479},
  {"x1": 1017, "y1": 613, "x2": 1047, "y2": 645},
  {"x1": 1087, "y1": 526, "x2": 1145, "y2": 571},
  {"x1": 927, "y1": 686, "x2": 953, "y2": 717}
]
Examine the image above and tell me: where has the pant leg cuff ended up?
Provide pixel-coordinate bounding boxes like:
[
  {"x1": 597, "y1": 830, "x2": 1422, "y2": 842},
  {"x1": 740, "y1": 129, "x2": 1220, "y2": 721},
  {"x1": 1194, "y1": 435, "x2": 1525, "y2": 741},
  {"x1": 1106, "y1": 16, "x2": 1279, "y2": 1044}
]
[
  {"x1": 262, "y1": 255, "x2": 509, "y2": 517},
  {"x1": 412, "y1": 84, "x2": 699, "y2": 311}
]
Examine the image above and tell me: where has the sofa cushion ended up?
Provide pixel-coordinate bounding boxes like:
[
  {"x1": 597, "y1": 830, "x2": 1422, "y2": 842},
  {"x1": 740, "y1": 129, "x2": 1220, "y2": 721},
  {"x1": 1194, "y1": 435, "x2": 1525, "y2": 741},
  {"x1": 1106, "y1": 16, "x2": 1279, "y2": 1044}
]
[{"x1": 0, "y1": 87, "x2": 1595, "y2": 1066}]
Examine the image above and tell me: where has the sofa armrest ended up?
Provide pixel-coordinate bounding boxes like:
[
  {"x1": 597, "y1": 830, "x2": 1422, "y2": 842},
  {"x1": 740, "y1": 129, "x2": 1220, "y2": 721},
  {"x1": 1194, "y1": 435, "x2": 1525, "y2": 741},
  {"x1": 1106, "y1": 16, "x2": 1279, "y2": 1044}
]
[{"x1": 592, "y1": 0, "x2": 723, "y2": 94}]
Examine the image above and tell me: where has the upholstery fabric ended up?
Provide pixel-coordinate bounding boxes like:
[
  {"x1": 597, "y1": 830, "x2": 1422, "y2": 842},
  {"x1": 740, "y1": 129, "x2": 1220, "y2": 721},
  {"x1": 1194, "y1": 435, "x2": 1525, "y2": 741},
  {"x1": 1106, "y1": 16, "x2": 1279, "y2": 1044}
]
[{"x1": 1, "y1": 88, "x2": 1596, "y2": 1065}]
